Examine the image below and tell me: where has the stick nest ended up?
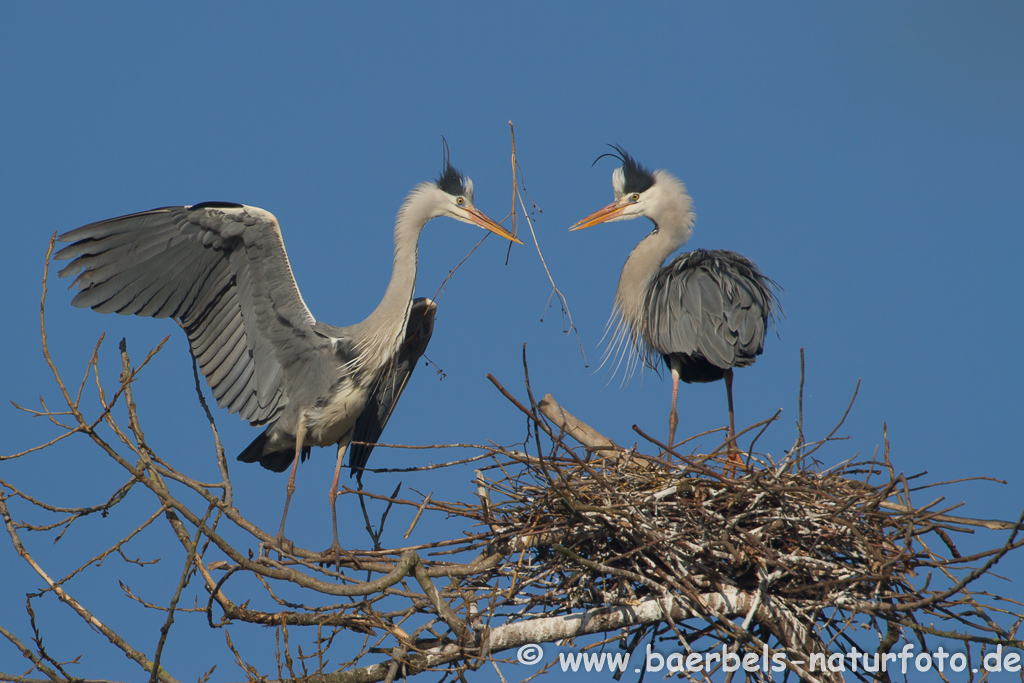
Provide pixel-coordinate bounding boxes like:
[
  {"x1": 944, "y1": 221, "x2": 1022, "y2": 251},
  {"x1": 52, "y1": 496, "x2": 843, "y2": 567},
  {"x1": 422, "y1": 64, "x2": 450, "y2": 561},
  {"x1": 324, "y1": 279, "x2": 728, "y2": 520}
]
[
  {"x1": 482, "y1": 443, "x2": 919, "y2": 613},
  {"x1": 494, "y1": 452, "x2": 906, "y2": 604}
]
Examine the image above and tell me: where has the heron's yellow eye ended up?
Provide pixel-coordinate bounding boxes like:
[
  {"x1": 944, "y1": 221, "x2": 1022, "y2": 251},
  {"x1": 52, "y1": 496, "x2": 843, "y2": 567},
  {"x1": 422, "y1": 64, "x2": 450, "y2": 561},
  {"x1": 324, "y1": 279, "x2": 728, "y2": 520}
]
[
  {"x1": 456, "y1": 197, "x2": 465, "y2": 205},
  {"x1": 631, "y1": 193, "x2": 640, "y2": 202}
]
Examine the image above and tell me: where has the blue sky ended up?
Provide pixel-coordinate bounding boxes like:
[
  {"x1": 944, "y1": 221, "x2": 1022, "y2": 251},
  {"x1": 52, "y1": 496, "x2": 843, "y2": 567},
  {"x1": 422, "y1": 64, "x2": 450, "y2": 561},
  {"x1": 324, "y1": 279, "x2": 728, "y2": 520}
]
[{"x1": 2, "y1": 3, "x2": 1022, "y2": 681}]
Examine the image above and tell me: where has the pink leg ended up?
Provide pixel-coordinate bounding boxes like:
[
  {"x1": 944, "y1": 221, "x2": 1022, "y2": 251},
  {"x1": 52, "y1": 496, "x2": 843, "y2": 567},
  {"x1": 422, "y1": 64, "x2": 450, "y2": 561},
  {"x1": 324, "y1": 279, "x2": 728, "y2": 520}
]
[
  {"x1": 668, "y1": 364, "x2": 681, "y2": 448},
  {"x1": 322, "y1": 432, "x2": 352, "y2": 564},
  {"x1": 329, "y1": 433, "x2": 351, "y2": 548},
  {"x1": 723, "y1": 369, "x2": 742, "y2": 476},
  {"x1": 274, "y1": 417, "x2": 305, "y2": 553}
]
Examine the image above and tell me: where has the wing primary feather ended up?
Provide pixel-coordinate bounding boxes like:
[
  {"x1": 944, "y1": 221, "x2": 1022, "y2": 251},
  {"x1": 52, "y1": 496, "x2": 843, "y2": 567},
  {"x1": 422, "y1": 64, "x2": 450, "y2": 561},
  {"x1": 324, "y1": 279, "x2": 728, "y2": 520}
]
[{"x1": 55, "y1": 203, "x2": 316, "y2": 426}]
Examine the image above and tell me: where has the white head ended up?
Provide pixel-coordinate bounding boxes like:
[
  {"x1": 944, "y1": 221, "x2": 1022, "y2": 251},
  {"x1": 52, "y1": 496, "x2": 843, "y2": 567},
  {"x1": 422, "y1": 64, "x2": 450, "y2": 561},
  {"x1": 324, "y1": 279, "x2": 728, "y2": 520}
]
[
  {"x1": 397, "y1": 158, "x2": 521, "y2": 244},
  {"x1": 570, "y1": 145, "x2": 695, "y2": 245},
  {"x1": 433, "y1": 162, "x2": 518, "y2": 240}
]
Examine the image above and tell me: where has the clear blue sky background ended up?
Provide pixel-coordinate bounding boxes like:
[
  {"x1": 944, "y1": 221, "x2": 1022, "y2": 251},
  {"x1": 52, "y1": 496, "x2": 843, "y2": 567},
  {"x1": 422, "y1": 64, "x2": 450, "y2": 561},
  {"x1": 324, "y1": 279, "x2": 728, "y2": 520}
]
[{"x1": 2, "y1": 3, "x2": 1022, "y2": 681}]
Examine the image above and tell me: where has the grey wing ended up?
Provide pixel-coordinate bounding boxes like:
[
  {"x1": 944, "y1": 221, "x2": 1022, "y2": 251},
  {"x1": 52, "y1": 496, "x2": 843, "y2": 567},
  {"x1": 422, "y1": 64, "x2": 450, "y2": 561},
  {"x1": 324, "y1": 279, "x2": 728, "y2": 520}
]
[
  {"x1": 55, "y1": 202, "x2": 322, "y2": 426},
  {"x1": 644, "y1": 249, "x2": 781, "y2": 369},
  {"x1": 348, "y1": 298, "x2": 437, "y2": 480}
]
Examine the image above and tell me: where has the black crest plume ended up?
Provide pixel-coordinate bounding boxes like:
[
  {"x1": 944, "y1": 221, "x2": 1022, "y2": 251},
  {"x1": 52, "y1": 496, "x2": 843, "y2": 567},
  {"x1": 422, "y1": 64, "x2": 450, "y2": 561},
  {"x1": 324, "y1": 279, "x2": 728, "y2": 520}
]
[
  {"x1": 437, "y1": 136, "x2": 467, "y2": 196},
  {"x1": 593, "y1": 144, "x2": 655, "y2": 195}
]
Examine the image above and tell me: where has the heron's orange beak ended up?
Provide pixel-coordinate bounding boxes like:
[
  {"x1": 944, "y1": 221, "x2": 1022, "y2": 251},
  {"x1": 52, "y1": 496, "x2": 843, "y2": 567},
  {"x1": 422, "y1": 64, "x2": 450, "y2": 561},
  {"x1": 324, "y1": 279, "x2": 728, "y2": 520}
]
[
  {"x1": 465, "y1": 206, "x2": 523, "y2": 244},
  {"x1": 569, "y1": 198, "x2": 630, "y2": 231}
]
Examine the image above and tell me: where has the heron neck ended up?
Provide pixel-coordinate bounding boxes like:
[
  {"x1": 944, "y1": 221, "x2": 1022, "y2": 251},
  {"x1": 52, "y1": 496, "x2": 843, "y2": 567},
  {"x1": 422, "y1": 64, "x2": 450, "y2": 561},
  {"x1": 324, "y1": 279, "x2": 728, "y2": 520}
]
[
  {"x1": 362, "y1": 196, "x2": 430, "y2": 346},
  {"x1": 614, "y1": 221, "x2": 688, "y2": 325}
]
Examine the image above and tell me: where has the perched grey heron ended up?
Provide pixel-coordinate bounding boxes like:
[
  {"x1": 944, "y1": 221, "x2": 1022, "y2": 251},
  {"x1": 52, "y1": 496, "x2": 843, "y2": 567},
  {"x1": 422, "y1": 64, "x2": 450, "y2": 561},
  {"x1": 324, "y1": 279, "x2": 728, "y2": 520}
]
[
  {"x1": 570, "y1": 146, "x2": 779, "y2": 464},
  {"x1": 55, "y1": 159, "x2": 520, "y2": 554}
]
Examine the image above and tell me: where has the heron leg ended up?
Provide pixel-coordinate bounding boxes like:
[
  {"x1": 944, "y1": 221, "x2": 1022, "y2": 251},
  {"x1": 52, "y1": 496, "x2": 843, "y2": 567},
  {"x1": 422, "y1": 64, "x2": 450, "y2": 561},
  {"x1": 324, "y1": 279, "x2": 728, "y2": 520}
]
[
  {"x1": 723, "y1": 369, "x2": 742, "y2": 477},
  {"x1": 668, "y1": 364, "x2": 681, "y2": 448},
  {"x1": 274, "y1": 418, "x2": 305, "y2": 555},
  {"x1": 322, "y1": 431, "x2": 352, "y2": 566}
]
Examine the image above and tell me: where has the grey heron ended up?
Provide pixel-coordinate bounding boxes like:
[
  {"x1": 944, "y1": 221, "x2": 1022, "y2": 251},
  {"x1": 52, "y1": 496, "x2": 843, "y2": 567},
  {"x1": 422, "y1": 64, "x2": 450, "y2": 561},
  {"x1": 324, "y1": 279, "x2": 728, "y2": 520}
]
[
  {"x1": 570, "y1": 146, "x2": 779, "y2": 465},
  {"x1": 55, "y1": 159, "x2": 520, "y2": 554}
]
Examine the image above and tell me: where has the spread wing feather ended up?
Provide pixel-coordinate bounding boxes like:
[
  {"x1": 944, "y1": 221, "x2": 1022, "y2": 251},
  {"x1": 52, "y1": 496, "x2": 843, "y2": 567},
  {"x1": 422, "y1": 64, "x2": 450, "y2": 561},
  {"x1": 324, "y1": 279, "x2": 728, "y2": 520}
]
[{"x1": 55, "y1": 203, "x2": 323, "y2": 426}]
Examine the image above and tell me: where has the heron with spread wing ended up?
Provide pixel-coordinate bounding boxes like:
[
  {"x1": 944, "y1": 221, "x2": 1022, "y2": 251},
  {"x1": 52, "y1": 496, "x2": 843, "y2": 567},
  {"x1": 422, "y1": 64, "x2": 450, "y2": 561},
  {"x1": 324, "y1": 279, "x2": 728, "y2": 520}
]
[
  {"x1": 570, "y1": 146, "x2": 780, "y2": 467},
  {"x1": 56, "y1": 157, "x2": 520, "y2": 556}
]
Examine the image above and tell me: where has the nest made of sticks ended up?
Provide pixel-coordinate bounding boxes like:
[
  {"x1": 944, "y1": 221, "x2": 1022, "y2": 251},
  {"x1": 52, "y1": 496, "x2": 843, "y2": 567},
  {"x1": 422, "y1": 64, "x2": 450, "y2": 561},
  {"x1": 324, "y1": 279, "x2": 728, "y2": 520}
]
[
  {"x1": 481, "y1": 448, "x2": 912, "y2": 610},
  {"x1": 468, "y1": 387, "x2": 1008, "y2": 623}
]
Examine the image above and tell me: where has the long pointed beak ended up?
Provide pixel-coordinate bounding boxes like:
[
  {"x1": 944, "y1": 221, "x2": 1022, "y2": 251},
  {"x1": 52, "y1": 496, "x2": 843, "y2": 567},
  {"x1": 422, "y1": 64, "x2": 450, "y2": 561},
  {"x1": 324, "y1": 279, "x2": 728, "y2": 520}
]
[
  {"x1": 569, "y1": 198, "x2": 629, "y2": 231},
  {"x1": 463, "y1": 206, "x2": 523, "y2": 244}
]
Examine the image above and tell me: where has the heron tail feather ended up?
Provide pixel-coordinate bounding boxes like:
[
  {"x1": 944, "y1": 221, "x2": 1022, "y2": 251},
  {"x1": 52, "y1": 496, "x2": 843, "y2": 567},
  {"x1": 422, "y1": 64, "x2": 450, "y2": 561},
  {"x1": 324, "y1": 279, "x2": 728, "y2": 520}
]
[{"x1": 237, "y1": 431, "x2": 308, "y2": 473}]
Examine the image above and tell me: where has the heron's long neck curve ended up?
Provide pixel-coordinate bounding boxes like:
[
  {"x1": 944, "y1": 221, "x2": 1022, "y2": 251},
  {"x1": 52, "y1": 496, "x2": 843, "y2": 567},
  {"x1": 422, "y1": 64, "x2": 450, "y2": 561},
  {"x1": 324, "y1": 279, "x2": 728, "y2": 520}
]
[
  {"x1": 358, "y1": 185, "x2": 435, "y2": 363},
  {"x1": 614, "y1": 182, "x2": 694, "y2": 327}
]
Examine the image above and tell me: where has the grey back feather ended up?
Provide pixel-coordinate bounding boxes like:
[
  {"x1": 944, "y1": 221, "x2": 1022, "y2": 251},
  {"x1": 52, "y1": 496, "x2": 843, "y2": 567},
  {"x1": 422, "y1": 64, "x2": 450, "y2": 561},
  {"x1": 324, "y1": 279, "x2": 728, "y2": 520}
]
[{"x1": 641, "y1": 249, "x2": 780, "y2": 382}]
